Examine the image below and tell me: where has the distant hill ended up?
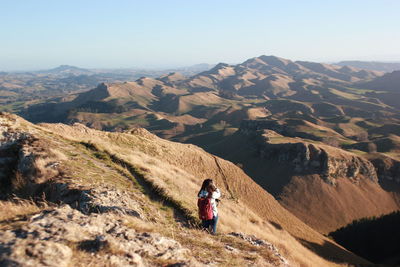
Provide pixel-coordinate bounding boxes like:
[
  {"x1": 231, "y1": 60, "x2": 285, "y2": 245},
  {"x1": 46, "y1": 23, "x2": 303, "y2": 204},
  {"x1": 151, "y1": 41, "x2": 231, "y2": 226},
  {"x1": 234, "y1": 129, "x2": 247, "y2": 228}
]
[
  {"x1": 356, "y1": 71, "x2": 400, "y2": 109},
  {"x1": 41, "y1": 64, "x2": 92, "y2": 75},
  {"x1": 20, "y1": 55, "x2": 389, "y2": 132},
  {"x1": 184, "y1": 55, "x2": 382, "y2": 96},
  {"x1": 36, "y1": 64, "x2": 214, "y2": 77},
  {"x1": 336, "y1": 61, "x2": 400, "y2": 72},
  {"x1": 206, "y1": 121, "x2": 400, "y2": 234},
  {"x1": 173, "y1": 63, "x2": 215, "y2": 75},
  {"x1": 7, "y1": 55, "x2": 400, "y2": 239},
  {"x1": 0, "y1": 64, "x2": 213, "y2": 113},
  {"x1": 360, "y1": 70, "x2": 400, "y2": 92}
]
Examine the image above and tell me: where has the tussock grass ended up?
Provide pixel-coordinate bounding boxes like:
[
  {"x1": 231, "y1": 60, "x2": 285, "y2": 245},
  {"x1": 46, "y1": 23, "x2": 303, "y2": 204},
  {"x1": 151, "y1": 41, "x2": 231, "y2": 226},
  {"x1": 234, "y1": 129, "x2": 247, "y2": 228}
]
[
  {"x1": 160, "y1": 227, "x2": 284, "y2": 266},
  {"x1": 68, "y1": 241, "x2": 129, "y2": 267},
  {"x1": 79, "y1": 140, "x2": 200, "y2": 226},
  {"x1": 122, "y1": 216, "x2": 156, "y2": 233},
  {"x1": 38, "y1": 135, "x2": 284, "y2": 265},
  {"x1": 36, "y1": 121, "x2": 365, "y2": 266},
  {"x1": 0, "y1": 198, "x2": 41, "y2": 222},
  {"x1": 0, "y1": 198, "x2": 48, "y2": 230},
  {"x1": 76, "y1": 141, "x2": 335, "y2": 266}
]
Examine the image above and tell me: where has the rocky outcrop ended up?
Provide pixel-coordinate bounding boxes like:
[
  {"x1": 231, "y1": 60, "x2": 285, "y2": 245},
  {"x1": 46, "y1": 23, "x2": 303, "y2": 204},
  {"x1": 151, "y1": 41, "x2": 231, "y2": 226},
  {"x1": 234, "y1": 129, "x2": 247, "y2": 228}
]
[
  {"x1": 228, "y1": 232, "x2": 289, "y2": 266},
  {"x1": 238, "y1": 120, "x2": 378, "y2": 185},
  {"x1": 40, "y1": 183, "x2": 147, "y2": 218},
  {"x1": 0, "y1": 205, "x2": 201, "y2": 267},
  {"x1": 0, "y1": 114, "x2": 149, "y2": 216},
  {"x1": 0, "y1": 119, "x2": 60, "y2": 198},
  {"x1": 370, "y1": 155, "x2": 400, "y2": 184},
  {"x1": 257, "y1": 141, "x2": 377, "y2": 185},
  {"x1": 0, "y1": 115, "x2": 30, "y2": 197},
  {"x1": 2, "y1": 113, "x2": 375, "y2": 266}
]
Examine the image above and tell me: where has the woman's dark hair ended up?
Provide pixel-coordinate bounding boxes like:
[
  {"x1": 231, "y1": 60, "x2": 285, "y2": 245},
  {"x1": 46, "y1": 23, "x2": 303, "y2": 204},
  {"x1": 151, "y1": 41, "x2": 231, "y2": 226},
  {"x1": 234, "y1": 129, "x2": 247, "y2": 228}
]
[{"x1": 198, "y1": 179, "x2": 213, "y2": 197}]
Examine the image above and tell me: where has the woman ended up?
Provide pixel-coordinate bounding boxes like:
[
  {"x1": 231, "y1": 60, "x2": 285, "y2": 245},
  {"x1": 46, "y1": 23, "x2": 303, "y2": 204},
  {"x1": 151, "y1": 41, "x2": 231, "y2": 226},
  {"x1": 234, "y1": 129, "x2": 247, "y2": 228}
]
[{"x1": 198, "y1": 179, "x2": 221, "y2": 234}]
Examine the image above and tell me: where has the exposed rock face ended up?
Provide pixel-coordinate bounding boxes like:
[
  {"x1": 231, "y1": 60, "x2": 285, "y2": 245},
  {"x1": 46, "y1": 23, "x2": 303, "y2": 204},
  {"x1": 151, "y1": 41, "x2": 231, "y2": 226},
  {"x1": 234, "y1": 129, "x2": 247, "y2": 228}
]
[
  {"x1": 0, "y1": 239, "x2": 73, "y2": 267},
  {"x1": 0, "y1": 205, "x2": 200, "y2": 267},
  {"x1": 257, "y1": 141, "x2": 377, "y2": 185},
  {"x1": 42, "y1": 183, "x2": 147, "y2": 218},
  {"x1": 239, "y1": 121, "x2": 378, "y2": 185},
  {"x1": 370, "y1": 156, "x2": 400, "y2": 184},
  {"x1": 228, "y1": 232, "x2": 289, "y2": 266},
  {"x1": 0, "y1": 115, "x2": 30, "y2": 197},
  {"x1": 0, "y1": 116, "x2": 28, "y2": 147},
  {"x1": 1, "y1": 113, "x2": 376, "y2": 266},
  {"x1": 0, "y1": 118, "x2": 62, "y2": 198},
  {"x1": 1, "y1": 115, "x2": 146, "y2": 217},
  {"x1": 80, "y1": 186, "x2": 146, "y2": 217},
  {"x1": 1, "y1": 115, "x2": 186, "y2": 266}
]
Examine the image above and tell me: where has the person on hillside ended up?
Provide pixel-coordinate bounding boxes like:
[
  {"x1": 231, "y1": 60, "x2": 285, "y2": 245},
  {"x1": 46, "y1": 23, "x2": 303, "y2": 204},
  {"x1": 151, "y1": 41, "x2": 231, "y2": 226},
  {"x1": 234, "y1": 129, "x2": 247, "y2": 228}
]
[{"x1": 197, "y1": 179, "x2": 221, "y2": 234}]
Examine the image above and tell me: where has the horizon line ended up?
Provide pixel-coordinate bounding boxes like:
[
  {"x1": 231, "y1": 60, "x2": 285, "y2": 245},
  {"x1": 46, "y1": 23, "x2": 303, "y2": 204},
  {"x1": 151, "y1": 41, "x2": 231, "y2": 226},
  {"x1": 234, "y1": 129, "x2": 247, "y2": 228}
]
[{"x1": 2, "y1": 55, "x2": 400, "y2": 72}]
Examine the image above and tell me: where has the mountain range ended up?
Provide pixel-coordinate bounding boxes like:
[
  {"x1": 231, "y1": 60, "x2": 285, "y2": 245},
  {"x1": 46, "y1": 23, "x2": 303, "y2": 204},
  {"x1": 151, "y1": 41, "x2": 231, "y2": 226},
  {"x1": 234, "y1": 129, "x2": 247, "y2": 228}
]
[
  {"x1": 0, "y1": 113, "x2": 371, "y2": 266},
  {"x1": 0, "y1": 64, "x2": 214, "y2": 114},
  {"x1": 1, "y1": 55, "x2": 400, "y2": 265},
  {"x1": 336, "y1": 61, "x2": 400, "y2": 72}
]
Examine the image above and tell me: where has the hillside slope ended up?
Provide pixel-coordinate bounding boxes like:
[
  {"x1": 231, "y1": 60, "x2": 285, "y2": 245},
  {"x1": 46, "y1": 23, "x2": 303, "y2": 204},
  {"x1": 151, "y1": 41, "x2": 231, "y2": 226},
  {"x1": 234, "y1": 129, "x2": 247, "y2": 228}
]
[
  {"x1": 18, "y1": 55, "x2": 390, "y2": 140},
  {"x1": 360, "y1": 70, "x2": 400, "y2": 92},
  {"x1": 206, "y1": 125, "x2": 400, "y2": 234},
  {"x1": 4, "y1": 55, "x2": 400, "y2": 244},
  {"x1": 0, "y1": 113, "x2": 368, "y2": 266}
]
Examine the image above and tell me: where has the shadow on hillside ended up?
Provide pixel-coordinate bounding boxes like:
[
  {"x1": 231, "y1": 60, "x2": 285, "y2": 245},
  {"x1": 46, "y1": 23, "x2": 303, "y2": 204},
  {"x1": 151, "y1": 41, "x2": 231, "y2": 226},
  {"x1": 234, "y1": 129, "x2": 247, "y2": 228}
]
[
  {"x1": 78, "y1": 141, "x2": 194, "y2": 227},
  {"x1": 105, "y1": 153, "x2": 193, "y2": 227},
  {"x1": 297, "y1": 238, "x2": 370, "y2": 265},
  {"x1": 116, "y1": 165, "x2": 192, "y2": 227},
  {"x1": 378, "y1": 178, "x2": 400, "y2": 194},
  {"x1": 268, "y1": 220, "x2": 283, "y2": 230}
]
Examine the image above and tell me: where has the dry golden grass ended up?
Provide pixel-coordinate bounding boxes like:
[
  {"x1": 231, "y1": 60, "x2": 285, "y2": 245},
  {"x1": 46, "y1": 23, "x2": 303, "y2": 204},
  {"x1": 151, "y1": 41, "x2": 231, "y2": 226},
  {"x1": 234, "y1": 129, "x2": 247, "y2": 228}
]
[
  {"x1": 0, "y1": 199, "x2": 44, "y2": 231},
  {"x1": 49, "y1": 148, "x2": 68, "y2": 161},
  {"x1": 122, "y1": 216, "x2": 156, "y2": 233},
  {"x1": 0, "y1": 114, "x2": 365, "y2": 266},
  {"x1": 38, "y1": 121, "x2": 367, "y2": 266},
  {"x1": 10, "y1": 138, "x2": 68, "y2": 195},
  {"x1": 280, "y1": 175, "x2": 400, "y2": 234},
  {"x1": 0, "y1": 199, "x2": 41, "y2": 222},
  {"x1": 68, "y1": 240, "x2": 131, "y2": 267},
  {"x1": 337, "y1": 122, "x2": 367, "y2": 137},
  {"x1": 247, "y1": 107, "x2": 269, "y2": 119},
  {"x1": 33, "y1": 157, "x2": 60, "y2": 183}
]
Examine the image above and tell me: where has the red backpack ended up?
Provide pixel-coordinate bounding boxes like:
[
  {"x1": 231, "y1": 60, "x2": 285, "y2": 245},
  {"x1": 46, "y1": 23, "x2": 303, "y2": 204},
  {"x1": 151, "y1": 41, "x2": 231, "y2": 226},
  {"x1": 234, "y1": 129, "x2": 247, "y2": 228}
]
[{"x1": 197, "y1": 197, "x2": 214, "y2": 220}]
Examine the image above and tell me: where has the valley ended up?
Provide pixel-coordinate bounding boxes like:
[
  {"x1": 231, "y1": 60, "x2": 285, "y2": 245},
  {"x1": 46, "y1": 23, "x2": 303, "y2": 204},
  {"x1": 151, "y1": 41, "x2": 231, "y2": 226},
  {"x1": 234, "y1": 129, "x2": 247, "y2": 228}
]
[
  {"x1": 1, "y1": 55, "x2": 400, "y2": 265},
  {"x1": 0, "y1": 113, "x2": 365, "y2": 266}
]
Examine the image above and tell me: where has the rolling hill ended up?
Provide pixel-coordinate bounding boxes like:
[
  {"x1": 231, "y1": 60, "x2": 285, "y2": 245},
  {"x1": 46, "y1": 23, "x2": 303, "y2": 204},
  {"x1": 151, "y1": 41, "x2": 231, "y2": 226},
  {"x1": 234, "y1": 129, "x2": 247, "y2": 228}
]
[
  {"x1": 4, "y1": 55, "x2": 400, "y2": 252},
  {"x1": 360, "y1": 70, "x2": 400, "y2": 93},
  {"x1": 18, "y1": 55, "x2": 390, "y2": 139},
  {"x1": 206, "y1": 123, "x2": 400, "y2": 234},
  {"x1": 0, "y1": 113, "x2": 369, "y2": 266},
  {"x1": 0, "y1": 64, "x2": 213, "y2": 114}
]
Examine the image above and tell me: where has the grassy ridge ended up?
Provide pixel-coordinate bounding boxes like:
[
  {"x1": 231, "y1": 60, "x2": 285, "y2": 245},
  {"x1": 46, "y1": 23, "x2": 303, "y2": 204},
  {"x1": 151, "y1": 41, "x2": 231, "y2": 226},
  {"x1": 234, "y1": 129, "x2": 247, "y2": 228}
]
[{"x1": 79, "y1": 141, "x2": 200, "y2": 226}]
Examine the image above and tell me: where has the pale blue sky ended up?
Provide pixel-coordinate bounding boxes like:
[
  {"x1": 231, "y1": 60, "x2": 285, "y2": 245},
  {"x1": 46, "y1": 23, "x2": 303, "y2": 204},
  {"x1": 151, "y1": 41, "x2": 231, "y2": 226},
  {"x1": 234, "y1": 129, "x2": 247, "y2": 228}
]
[{"x1": 1, "y1": 0, "x2": 399, "y2": 70}]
